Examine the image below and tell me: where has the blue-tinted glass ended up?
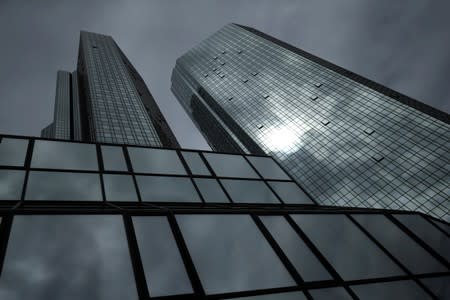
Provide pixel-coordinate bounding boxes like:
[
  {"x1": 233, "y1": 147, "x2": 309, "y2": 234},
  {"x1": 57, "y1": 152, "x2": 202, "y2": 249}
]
[
  {"x1": 0, "y1": 215, "x2": 137, "y2": 299},
  {"x1": 247, "y1": 156, "x2": 290, "y2": 180},
  {"x1": 260, "y1": 216, "x2": 332, "y2": 281},
  {"x1": 136, "y1": 176, "x2": 200, "y2": 202},
  {"x1": 291, "y1": 214, "x2": 404, "y2": 280},
  {"x1": 101, "y1": 146, "x2": 128, "y2": 171},
  {"x1": 176, "y1": 214, "x2": 295, "y2": 294},
  {"x1": 194, "y1": 178, "x2": 229, "y2": 203},
  {"x1": 25, "y1": 171, "x2": 102, "y2": 201},
  {"x1": 394, "y1": 214, "x2": 450, "y2": 261},
  {"x1": 0, "y1": 170, "x2": 25, "y2": 200},
  {"x1": 128, "y1": 147, "x2": 186, "y2": 175},
  {"x1": 420, "y1": 276, "x2": 450, "y2": 299},
  {"x1": 233, "y1": 291, "x2": 307, "y2": 299},
  {"x1": 353, "y1": 214, "x2": 446, "y2": 274},
  {"x1": 0, "y1": 138, "x2": 28, "y2": 167},
  {"x1": 309, "y1": 287, "x2": 353, "y2": 300},
  {"x1": 132, "y1": 217, "x2": 192, "y2": 297},
  {"x1": 31, "y1": 140, "x2": 98, "y2": 170},
  {"x1": 268, "y1": 181, "x2": 314, "y2": 204},
  {"x1": 181, "y1": 152, "x2": 211, "y2": 175},
  {"x1": 351, "y1": 280, "x2": 431, "y2": 300},
  {"x1": 203, "y1": 153, "x2": 259, "y2": 178},
  {"x1": 221, "y1": 179, "x2": 280, "y2": 204},
  {"x1": 103, "y1": 174, "x2": 138, "y2": 202}
]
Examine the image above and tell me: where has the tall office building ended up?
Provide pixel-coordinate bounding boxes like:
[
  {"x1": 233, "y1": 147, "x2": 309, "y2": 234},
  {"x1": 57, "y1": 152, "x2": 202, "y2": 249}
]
[
  {"x1": 171, "y1": 23, "x2": 450, "y2": 221},
  {"x1": 41, "y1": 31, "x2": 179, "y2": 148}
]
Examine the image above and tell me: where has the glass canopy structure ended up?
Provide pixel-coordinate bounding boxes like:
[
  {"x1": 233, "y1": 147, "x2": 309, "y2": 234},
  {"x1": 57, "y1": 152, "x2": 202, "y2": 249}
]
[{"x1": 0, "y1": 134, "x2": 448, "y2": 299}]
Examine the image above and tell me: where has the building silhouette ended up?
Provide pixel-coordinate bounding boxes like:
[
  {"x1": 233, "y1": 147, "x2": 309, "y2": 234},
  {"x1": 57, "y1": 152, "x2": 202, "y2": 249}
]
[
  {"x1": 0, "y1": 29, "x2": 448, "y2": 299},
  {"x1": 42, "y1": 31, "x2": 179, "y2": 148},
  {"x1": 171, "y1": 23, "x2": 450, "y2": 221}
]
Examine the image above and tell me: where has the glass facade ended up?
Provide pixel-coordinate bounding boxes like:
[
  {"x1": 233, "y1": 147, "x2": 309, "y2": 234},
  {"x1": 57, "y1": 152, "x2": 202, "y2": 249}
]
[
  {"x1": 171, "y1": 23, "x2": 450, "y2": 221},
  {"x1": 0, "y1": 134, "x2": 448, "y2": 299},
  {"x1": 41, "y1": 31, "x2": 179, "y2": 148}
]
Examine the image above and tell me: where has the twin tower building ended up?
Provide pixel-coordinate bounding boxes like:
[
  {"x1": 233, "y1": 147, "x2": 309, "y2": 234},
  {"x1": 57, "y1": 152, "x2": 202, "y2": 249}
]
[{"x1": 42, "y1": 24, "x2": 449, "y2": 221}]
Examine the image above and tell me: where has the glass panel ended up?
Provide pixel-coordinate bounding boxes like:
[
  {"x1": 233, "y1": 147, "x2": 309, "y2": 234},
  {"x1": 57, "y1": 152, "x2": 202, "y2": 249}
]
[
  {"x1": 101, "y1": 146, "x2": 128, "y2": 171},
  {"x1": 0, "y1": 138, "x2": 28, "y2": 167},
  {"x1": 394, "y1": 214, "x2": 450, "y2": 261},
  {"x1": 260, "y1": 216, "x2": 332, "y2": 281},
  {"x1": 233, "y1": 291, "x2": 307, "y2": 300},
  {"x1": 247, "y1": 156, "x2": 290, "y2": 180},
  {"x1": 221, "y1": 179, "x2": 280, "y2": 204},
  {"x1": 103, "y1": 174, "x2": 138, "y2": 202},
  {"x1": 25, "y1": 171, "x2": 102, "y2": 201},
  {"x1": 128, "y1": 147, "x2": 186, "y2": 175},
  {"x1": 291, "y1": 214, "x2": 404, "y2": 280},
  {"x1": 31, "y1": 140, "x2": 98, "y2": 170},
  {"x1": 351, "y1": 280, "x2": 431, "y2": 300},
  {"x1": 181, "y1": 152, "x2": 211, "y2": 176},
  {"x1": 352, "y1": 214, "x2": 446, "y2": 274},
  {"x1": 203, "y1": 153, "x2": 259, "y2": 178},
  {"x1": 0, "y1": 215, "x2": 137, "y2": 299},
  {"x1": 0, "y1": 170, "x2": 25, "y2": 200},
  {"x1": 309, "y1": 287, "x2": 353, "y2": 300},
  {"x1": 268, "y1": 181, "x2": 314, "y2": 204},
  {"x1": 136, "y1": 176, "x2": 200, "y2": 202},
  {"x1": 176, "y1": 214, "x2": 295, "y2": 294},
  {"x1": 420, "y1": 276, "x2": 450, "y2": 299},
  {"x1": 133, "y1": 217, "x2": 192, "y2": 297},
  {"x1": 194, "y1": 178, "x2": 229, "y2": 203},
  {"x1": 430, "y1": 219, "x2": 450, "y2": 235}
]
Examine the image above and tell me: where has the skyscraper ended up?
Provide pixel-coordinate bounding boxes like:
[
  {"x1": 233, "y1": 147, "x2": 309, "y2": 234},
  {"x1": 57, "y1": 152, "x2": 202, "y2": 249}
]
[
  {"x1": 42, "y1": 31, "x2": 179, "y2": 148},
  {"x1": 171, "y1": 23, "x2": 450, "y2": 221}
]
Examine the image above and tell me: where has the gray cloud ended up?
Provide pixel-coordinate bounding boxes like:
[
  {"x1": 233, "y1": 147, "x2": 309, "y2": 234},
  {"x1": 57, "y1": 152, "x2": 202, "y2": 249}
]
[{"x1": 0, "y1": 0, "x2": 449, "y2": 150}]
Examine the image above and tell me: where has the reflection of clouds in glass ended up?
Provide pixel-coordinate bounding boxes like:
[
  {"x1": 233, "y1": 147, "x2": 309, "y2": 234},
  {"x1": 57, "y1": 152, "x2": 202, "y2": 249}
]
[
  {"x1": 0, "y1": 170, "x2": 25, "y2": 200},
  {"x1": 351, "y1": 280, "x2": 431, "y2": 300},
  {"x1": 176, "y1": 214, "x2": 295, "y2": 294},
  {"x1": 137, "y1": 176, "x2": 201, "y2": 202},
  {"x1": 25, "y1": 171, "x2": 102, "y2": 201},
  {"x1": 0, "y1": 138, "x2": 28, "y2": 167},
  {"x1": 259, "y1": 125, "x2": 308, "y2": 154},
  {"x1": 291, "y1": 214, "x2": 405, "y2": 280},
  {"x1": 132, "y1": 217, "x2": 192, "y2": 297},
  {"x1": 0, "y1": 215, "x2": 137, "y2": 300}
]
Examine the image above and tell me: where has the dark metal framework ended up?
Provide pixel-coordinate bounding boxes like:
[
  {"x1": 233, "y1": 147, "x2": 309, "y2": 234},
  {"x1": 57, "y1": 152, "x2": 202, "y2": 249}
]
[{"x1": 0, "y1": 134, "x2": 448, "y2": 299}]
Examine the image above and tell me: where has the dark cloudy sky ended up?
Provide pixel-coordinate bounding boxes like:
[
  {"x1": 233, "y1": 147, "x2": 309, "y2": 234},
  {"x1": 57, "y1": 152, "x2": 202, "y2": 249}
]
[{"x1": 0, "y1": 0, "x2": 449, "y2": 149}]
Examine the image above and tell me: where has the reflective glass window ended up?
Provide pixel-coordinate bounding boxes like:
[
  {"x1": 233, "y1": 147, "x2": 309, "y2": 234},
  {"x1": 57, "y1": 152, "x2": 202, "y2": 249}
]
[
  {"x1": 420, "y1": 276, "x2": 450, "y2": 299},
  {"x1": 233, "y1": 291, "x2": 307, "y2": 300},
  {"x1": 0, "y1": 138, "x2": 28, "y2": 167},
  {"x1": 394, "y1": 214, "x2": 450, "y2": 261},
  {"x1": 430, "y1": 219, "x2": 450, "y2": 235},
  {"x1": 0, "y1": 215, "x2": 137, "y2": 299},
  {"x1": 352, "y1": 214, "x2": 446, "y2": 274},
  {"x1": 221, "y1": 179, "x2": 280, "y2": 204},
  {"x1": 203, "y1": 153, "x2": 259, "y2": 178},
  {"x1": 291, "y1": 214, "x2": 404, "y2": 280},
  {"x1": 128, "y1": 147, "x2": 186, "y2": 175},
  {"x1": 25, "y1": 171, "x2": 102, "y2": 201},
  {"x1": 0, "y1": 170, "x2": 25, "y2": 200},
  {"x1": 260, "y1": 216, "x2": 332, "y2": 281},
  {"x1": 136, "y1": 176, "x2": 200, "y2": 202},
  {"x1": 101, "y1": 146, "x2": 128, "y2": 171},
  {"x1": 31, "y1": 140, "x2": 98, "y2": 170},
  {"x1": 309, "y1": 287, "x2": 353, "y2": 299},
  {"x1": 194, "y1": 178, "x2": 229, "y2": 203},
  {"x1": 181, "y1": 152, "x2": 211, "y2": 175},
  {"x1": 351, "y1": 280, "x2": 431, "y2": 300},
  {"x1": 247, "y1": 156, "x2": 290, "y2": 180},
  {"x1": 176, "y1": 214, "x2": 295, "y2": 294},
  {"x1": 133, "y1": 217, "x2": 192, "y2": 297},
  {"x1": 103, "y1": 174, "x2": 138, "y2": 202},
  {"x1": 268, "y1": 181, "x2": 314, "y2": 204}
]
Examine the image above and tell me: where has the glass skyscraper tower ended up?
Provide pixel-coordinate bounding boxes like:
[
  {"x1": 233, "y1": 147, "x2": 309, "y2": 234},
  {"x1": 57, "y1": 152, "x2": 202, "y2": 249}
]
[
  {"x1": 42, "y1": 31, "x2": 179, "y2": 148},
  {"x1": 171, "y1": 23, "x2": 450, "y2": 221}
]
